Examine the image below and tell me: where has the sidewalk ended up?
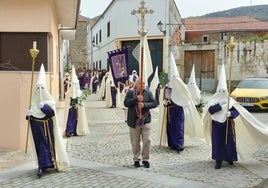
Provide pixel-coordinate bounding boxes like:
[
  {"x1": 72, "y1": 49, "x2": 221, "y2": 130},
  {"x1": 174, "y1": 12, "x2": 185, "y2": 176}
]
[{"x1": 0, "y1": 93, "x2": 267, "y2": 187}]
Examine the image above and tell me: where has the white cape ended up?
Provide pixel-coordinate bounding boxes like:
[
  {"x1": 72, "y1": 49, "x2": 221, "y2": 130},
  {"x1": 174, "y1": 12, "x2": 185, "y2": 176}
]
[
  {"x1": 203, "y1": 100, "x2": 268, "y2": 160},
  {"x1": 157, "y1": 77, "x2": 204, "y2": 147}
]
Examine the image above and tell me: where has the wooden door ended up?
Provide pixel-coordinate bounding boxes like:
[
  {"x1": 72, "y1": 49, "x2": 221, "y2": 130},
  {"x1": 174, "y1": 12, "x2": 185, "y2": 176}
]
[{"x1": 184, "y1": 50, "x2": 215, "y2": 92}]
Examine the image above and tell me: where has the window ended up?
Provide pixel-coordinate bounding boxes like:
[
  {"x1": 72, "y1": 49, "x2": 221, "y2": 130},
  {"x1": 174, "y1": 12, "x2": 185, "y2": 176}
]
[
  {"x1": 92, "y1": 36, "x2": 95, "y2": 46},
  {"x1": 99, "y1": 30, "x2": 102, "y2": 43},
  {"x1": 202, "y1": 35, "x2": 208, "y2": 43},
  {"x1": 107, "y1": 21, "x2": 110, "y2": 37},
  {"x1": 99, "y1": 60, "x2": 102, "y2": 70},
  {"x1": 221, "y1": 33, "x2": 228, "y2": 41},
  {"x1": 96, "y1": 33, "x2": 98, "y2": 45},
  {"x1": 0, "y1": 32, "x2": 48, "y2": 71}
]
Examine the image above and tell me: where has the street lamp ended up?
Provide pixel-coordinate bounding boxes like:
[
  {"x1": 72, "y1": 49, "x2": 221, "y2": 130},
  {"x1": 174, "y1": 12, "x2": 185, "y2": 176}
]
[
  {"x1": 157, "y1": 20, "x2": 182, "y2": 35},
  {"x1": 157, "y1": 21, "x2": 166, "y2": 34}
]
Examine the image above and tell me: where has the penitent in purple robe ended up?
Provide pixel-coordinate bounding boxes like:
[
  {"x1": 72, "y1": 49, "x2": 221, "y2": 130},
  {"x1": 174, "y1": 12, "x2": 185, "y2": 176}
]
[
  {"x1": 208, "y1": 104, "x2": 239, "y2": 162},
  {"x1": 166, "y1": 100, "x2": 185, "y2": 149},
  {"x1": 65, "y1": 98, "x2": 78, "y2": 135},
  {"x1": 29, "y1": 104, "x2": 55, "y2": 170}
]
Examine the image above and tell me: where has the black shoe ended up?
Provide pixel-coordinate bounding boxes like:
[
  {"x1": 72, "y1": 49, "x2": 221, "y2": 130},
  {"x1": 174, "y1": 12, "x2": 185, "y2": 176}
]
[
  {"x1": 37, "y1": 168, "x2": 43, "y2": 178},
  {"x1": 73, "y1": 133, "x2": 78, "y2": 136},
  {"x1": 142, "y1": 161, "x2": 150, "y2": 168},
  {"x1": 65, "y1": 133, "x2": 70, "y2": 138},
  {"x1": 228, "y1": 161, "x2": 234, "y2": 165},
  {"x1": 177, "y1": 147, "x2": 184, "y2": 152},
  {"x1": 215, "y1": 161, "x2": 222, "y2": 169},
  {"x1": 134, "y1": 161, "x2": 141, "y2": 168}
]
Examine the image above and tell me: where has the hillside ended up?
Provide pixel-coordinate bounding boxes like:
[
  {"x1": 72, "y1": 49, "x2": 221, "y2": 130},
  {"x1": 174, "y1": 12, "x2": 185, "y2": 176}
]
[{"x1": 198, "y1": 5, "x2": 268, "y2": 20}]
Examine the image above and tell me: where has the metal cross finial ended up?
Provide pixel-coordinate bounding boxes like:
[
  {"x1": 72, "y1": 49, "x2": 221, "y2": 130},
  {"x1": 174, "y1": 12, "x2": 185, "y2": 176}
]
[{"x1": 131, "y1": 0, "x2": 154, "y2": 37}]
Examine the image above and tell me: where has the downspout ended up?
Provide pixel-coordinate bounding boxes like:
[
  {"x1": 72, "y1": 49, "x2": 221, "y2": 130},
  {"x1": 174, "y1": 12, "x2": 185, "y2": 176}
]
[{"x1": 57, "y1": 0, "x2": 81, "y2": 100}]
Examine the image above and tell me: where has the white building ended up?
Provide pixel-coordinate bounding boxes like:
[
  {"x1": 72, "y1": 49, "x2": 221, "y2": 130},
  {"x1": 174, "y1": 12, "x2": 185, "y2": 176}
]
[{"x1": 87, "y1": 0, "x2": 184, "y2": 81}]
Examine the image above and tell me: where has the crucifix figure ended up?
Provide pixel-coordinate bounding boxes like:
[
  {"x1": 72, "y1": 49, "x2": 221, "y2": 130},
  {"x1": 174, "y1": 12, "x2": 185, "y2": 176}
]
[{"x1": 131, "y1": 0, "x2": 154, "y2": 37}]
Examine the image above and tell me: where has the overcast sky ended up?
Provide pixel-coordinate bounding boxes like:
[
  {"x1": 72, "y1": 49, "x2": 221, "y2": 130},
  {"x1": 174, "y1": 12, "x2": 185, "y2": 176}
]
[{"x1": 80, "y1": 0, "x2": 268, "y2": 18}]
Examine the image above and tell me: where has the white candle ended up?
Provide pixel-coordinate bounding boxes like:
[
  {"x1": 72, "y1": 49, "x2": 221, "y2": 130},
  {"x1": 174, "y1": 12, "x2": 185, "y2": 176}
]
[
  {"x1": 33, "y1": 41, "x2": 37, "y2": 49},
  {"x1": 230, "y1": 36, "x2": 234, "y2": 44}
]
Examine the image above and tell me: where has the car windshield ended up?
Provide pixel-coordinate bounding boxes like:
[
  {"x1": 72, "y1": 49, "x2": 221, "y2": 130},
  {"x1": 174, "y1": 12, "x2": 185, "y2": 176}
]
[{"x1": 237, "y1": 79, "x2": 268, "y2": 89}]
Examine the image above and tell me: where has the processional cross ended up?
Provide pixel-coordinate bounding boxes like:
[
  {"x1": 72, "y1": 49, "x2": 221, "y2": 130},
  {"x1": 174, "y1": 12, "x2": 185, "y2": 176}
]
[
  {"x1": 131, "y1": 0, "x2": 154, "y2": 84},
  {"x1": 131, "y1": 0, "x2": 154, "y2": 37},
  {"x1": 131, "y1": 1, "x2": 154, "y2": 119}
]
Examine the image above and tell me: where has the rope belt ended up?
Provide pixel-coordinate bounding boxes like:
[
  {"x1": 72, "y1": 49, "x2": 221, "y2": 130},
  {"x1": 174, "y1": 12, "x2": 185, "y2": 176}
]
[
  {"x1": 31, "y1": 118, "x2": 58, "y2": 170},
  {"x1": 226, "y1": 118, "x2": 236, "y2": 144}
]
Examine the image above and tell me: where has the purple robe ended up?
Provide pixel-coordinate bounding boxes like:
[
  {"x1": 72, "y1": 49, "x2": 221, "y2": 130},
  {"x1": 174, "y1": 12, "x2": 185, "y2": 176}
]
[
  {"x1": 65, "y1": 98, "x2": 78, "y2": 135},
  {"x1": 110, "y1": 86, "x2": 117, "y2": 107},
  {"x1": 92, "y1": 76, "x2": 100, "y2": 94},
  {"x1": 166, "y1": 100, "x2": 185, "y2": 148},
  {"x1": 208, "y1": 104, "x2": 239, "y2": 161},
  {"x1": 28, "y1": 104, "x2": 55, "y2": 170}
]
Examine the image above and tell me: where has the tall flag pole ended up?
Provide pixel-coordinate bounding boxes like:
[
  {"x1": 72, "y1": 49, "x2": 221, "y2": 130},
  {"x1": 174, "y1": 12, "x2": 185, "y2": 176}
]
[
  {"x1": 226, "y1": 36, "x2": 235, "y2": 145},
  {"x1": 131, "y1": 0, "x2": 154, "y2": 118}
]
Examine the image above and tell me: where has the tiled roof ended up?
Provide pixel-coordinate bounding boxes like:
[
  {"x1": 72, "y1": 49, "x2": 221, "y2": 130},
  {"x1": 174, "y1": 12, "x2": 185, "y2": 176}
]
[{"x1": 184, "y1": 16, "x2": 268, "y2": 32}]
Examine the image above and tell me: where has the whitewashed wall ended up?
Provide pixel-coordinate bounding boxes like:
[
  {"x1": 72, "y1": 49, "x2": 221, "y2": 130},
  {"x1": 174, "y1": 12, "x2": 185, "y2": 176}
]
[{"x1": 89, "y1": 0, "x2": 182, "y2": 70}]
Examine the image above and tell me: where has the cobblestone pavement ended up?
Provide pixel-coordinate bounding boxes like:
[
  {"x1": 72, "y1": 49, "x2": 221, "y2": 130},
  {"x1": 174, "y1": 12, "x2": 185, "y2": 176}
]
[{"x1": 0, "y1": 93, "x2": 268, "y2": 188}]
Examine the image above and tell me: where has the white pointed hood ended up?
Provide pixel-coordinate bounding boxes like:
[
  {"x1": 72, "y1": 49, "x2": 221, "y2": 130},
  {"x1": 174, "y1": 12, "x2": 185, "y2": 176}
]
[
  {"x1": 31, "y1": 64, "x2": 55, "y2": 118},
  {"x1": 36, "y1": 64, "x2": 46, "y2": 87},
  {"x1": 68, "y1": 65, "x2": 82, "y2": 99},
  {"x1": 168, "y1": 52, "x2": 192, "y2": 106},
  {"x1": 169, "y1": 51, "x2": 179, "y2": 79},
  {"x1": 150, "y1": 66, "x2": 159, "y2": 97},
  {"x1": 216, "y1": 63, "x2": 228, "y2": 92},
  {"x1": 208, "y1": 64, "x2": 236, "y2": 123},
  {"x1": 187, "y1": 64, "x2": 201, "y2": 105}
]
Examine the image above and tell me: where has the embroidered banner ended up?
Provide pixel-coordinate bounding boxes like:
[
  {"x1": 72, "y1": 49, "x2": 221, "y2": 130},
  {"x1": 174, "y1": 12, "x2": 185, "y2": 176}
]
[{"x1": 107, "y1": 48, "x2": 129, "y2": 87}]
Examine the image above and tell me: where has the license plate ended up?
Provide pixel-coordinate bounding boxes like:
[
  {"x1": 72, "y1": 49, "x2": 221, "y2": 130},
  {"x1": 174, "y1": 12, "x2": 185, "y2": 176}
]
[{"x1": 240, "y1": 103, "x2": 254, "y2": 106}]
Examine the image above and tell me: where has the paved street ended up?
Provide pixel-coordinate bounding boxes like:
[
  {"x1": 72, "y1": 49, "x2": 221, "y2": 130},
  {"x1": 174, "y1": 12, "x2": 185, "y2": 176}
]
[{"x1": 0, "y1": 93, "x2": 268, "y2": 188}]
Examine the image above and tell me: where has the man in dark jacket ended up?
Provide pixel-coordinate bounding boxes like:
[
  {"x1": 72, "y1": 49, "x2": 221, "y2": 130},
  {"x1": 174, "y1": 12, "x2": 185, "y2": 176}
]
[{"x1": 124, "y1": 78, "x2": 157, "y2": 168}]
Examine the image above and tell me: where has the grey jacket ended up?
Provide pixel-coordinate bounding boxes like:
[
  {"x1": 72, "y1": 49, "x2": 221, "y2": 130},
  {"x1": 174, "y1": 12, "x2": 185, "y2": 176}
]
[{"x1": 124, "y1": 88, "x2": 157, "y2": 128}]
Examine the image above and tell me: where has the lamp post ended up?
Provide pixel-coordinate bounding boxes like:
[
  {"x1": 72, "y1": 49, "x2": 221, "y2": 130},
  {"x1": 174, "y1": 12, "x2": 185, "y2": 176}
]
[
  {"x1": 157, "y1": 21, "x2": 182, "y2": 81},
  {"x1": 25, "y1": 41, "x2": 39, "y2": 153},
  {"x1": 157, "y1": 21, "x2": 166, "y2": 35},
  {"x1": 157, "y1": 20, "x2": 181, "y2": 35}
]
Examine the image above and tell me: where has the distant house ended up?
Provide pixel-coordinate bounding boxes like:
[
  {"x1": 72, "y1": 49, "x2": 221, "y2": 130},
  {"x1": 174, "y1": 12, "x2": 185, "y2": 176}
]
[
  {"x1": 86, "y1": 0, "x2": 184, "y2": 83},
  {"x1": 180, "y1": 16, "x2": 268, "y2": 92}
]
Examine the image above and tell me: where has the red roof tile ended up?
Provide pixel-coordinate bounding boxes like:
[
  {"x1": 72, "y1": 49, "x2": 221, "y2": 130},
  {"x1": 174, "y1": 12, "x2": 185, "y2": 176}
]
[{"x1": 184, "y1": 16, "x2": 268, "y2": 32}]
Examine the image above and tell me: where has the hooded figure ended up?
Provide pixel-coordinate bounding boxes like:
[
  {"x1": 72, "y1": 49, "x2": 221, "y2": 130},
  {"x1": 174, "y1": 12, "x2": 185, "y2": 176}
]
[
  {"x1": 64, "y1": 65, "x2": 89, "y2": 137},
  {"x1": 203, "y1": 64, "x2": 239, "y2": 169},
  {"x1": 187, "y1": 64, "x2": 201, "y2": 106},
  {"x1": 203, "y1": 64, "x2": 268, "y2": 169},
  {"x1": 150, "y1": 66, "x2": 161, "y2": 105},
  {"x1": 98, "y1": 71, "x2": 109, "y2": 101},
  {"x1": 26, "y1": 64, "x2": 70, "y2": 178},
  {"x1": 158, "y1": 52, "x2": 203, "y2": 151}
]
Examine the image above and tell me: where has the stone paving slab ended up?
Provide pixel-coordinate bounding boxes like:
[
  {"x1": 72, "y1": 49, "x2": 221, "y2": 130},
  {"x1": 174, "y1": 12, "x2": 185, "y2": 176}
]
[{"x1": 0, "y1": 92, "x2": 268, "y2": 188}]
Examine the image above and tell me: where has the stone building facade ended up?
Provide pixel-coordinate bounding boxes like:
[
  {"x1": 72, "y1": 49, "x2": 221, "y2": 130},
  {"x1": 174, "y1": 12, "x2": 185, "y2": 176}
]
[{"x1": 69, "y1": 16, "x2": 90, "y2": 69}]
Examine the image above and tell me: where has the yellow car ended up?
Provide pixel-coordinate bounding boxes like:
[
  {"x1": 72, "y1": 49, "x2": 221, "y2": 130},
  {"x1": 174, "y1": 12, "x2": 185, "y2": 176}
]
[{"x1": 231, "y1": 77, "x2": 268, "y2": 110}]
